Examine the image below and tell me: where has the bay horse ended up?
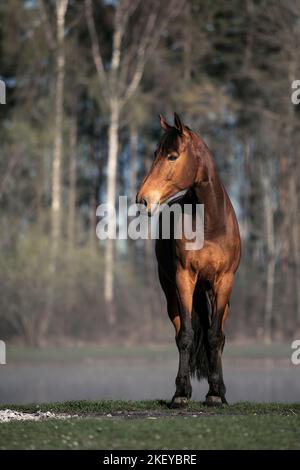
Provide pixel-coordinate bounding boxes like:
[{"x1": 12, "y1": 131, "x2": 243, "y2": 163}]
[{"x1": 136, "y1": 113, "x2": 241, "y2": 407}]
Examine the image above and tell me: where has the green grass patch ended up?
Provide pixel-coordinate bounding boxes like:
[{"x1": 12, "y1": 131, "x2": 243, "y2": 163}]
[
  {"x1": 1, "y1": 399, "x2": 300, "y2": 415},
  {"x1": 1, "y1": 401, "x2": 299, "y2": 450},
  {"x1": 1, "y1": 414, "x2": 299, "y2": 450}
]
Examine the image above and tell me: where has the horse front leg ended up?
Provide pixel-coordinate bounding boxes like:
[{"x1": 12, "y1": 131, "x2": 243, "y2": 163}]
[
  {"x1": 171, "y1": 269, "x2": 196, "y2": 408},
  {"x1": 206, "y1": 275, "x2": 232, "y2": 406},
  {"x1": 206, "y1": 308, "x2": 226, "y2": 406}
]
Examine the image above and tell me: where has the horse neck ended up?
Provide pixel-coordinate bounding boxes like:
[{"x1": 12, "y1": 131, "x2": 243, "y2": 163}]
[{"x1": 193, "y1": 147, "x2": 226, "y2": 236}]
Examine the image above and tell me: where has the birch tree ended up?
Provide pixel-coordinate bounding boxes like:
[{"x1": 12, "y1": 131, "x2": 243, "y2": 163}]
[
  {"x1": 51, "y1": 0, "x2": 68, "y2": 251},
  {"x1": 39, "y1": 0, "x2": 69, "y2": 340},
  {"x1": 67, "y1": 112, "x2": 77, "y2": 252},
  {"x1": 85, "y1": 0, "x2": 185, "y2": 324},
  {"x1": 261, "y1": 165, "x2": 276, "y2": 344}
]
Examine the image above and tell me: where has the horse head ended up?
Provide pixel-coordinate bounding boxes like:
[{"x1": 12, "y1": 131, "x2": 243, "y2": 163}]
[{"x1": 136, "y1": 113, "x2": 208, "y2": 215}]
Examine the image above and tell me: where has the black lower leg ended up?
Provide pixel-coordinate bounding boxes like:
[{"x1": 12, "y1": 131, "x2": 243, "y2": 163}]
[
  {"x1": 173, "y1": 311, "x2": 193, "y2": 400},
  {"x1": 206, "y1": 320, "x2": 226, "y2": 403}
]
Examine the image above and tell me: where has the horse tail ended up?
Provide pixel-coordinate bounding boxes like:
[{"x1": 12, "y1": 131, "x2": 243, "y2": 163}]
[{"x1": 189, "y1": 284, "x2": 210, "y2": 380}]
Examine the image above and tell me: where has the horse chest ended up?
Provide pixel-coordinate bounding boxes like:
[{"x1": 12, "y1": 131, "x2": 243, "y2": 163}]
[{"x1": 156, "y1": 237, "x2": 226, "y2": 285}]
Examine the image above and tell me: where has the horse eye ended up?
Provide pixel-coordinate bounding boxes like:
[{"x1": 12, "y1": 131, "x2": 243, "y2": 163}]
[{"x1": 167, "y1": 154, "x2": 178, "y2": 161}]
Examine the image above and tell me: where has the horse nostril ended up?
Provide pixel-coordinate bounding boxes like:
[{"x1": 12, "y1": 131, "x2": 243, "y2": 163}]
[{"x1": 136, "y1": 193, "x2": 148, "y2": 208}]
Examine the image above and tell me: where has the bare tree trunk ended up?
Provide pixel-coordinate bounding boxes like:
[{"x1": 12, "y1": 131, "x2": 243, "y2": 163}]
[
  {"x1": 183, "y1": 1, "x2": 191, "y2": 84},
  {"x1": 104, "y1": 100, "x2": 119, "y2": 324},
  {"x1": 278, "y1": 58, "x2": 297, "y2": 335},
  {"x1": 89, "y1": 193, "x2": 98, "y2": 249},
  {"x1": 39, "y1": 0, "x2": 68, "y2": 343},
  {"x1": 290, "y1": 173, "x2": 300, "y2": 326},
  {"x1": 129, "y1": 125, "x2": 138, "y2": 204},
  {"x1": 89, "y1": 119, "x2": 103, "y2": 250},
  {"x1": 51, "y1": 0, "x2": 68, "y2": 251},
  {"x1": 102, "y1": 0, "x2": 123, "y2": 325},
  {"x1": 264, "y1": 255, "x2": 275, "y2": 344},
  {"x1": 36, "y1": 151, "x2": 44, "y2": 227},
  {"x1": 262, "y1": 172, "x2": 275, "y2": 344},
  {"x1": 283, "y1": 57, "x2": 296, "y2": 246},
  {"x1": 244, "y1": 0, "x2": 254, "y2": 70},
  {"x1": 67, "y1": 114, "x2": 77, "y2": 252}
]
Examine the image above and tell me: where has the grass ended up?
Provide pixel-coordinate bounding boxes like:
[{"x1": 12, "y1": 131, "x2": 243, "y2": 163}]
[
  {"x1": 1, "y1": 415, "x2": 300, "y2": 450},
  {"x1": 1, "y1": 399, "x2": 300, "y2": 415},
  {"x1": 7, "y1": 342, "x2": 293, "y2": 363},
  {"x1": 1, "y1": 401, "x2": 300, "y2": 449}
]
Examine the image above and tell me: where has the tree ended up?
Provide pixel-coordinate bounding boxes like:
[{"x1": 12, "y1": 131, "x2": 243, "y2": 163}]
[
  {"x1": 51, "y1": 0, "x2": 69, "y2": 248},
  {"x1": 39, "y1": 0, "x2": 69, "y2": 340},
  {"x1": 85, "y1": 0, "x2": 185, "y2": 324}
]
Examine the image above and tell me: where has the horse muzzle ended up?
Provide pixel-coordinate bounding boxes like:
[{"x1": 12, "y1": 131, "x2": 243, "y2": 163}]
[{"x1": 135, "y1": 190, "x2": 161, "y2": 216}]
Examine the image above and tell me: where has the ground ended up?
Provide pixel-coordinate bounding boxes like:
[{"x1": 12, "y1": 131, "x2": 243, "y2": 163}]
[{"x1": 0, "y1": 400, "x2": 300, "y2": 449}]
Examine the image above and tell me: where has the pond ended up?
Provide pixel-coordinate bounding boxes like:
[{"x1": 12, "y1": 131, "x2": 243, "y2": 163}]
[{"x1": 0, "y1": 357, "x2": 299, "y2": 404}]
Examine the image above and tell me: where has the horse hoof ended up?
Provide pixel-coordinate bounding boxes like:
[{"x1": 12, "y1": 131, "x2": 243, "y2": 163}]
[
  {"x1": 205, "y1": 396, "x2": 223, "y2": 407},
  {"x1": 170, "y1": 396, "x2": 189, "y2": 408}
]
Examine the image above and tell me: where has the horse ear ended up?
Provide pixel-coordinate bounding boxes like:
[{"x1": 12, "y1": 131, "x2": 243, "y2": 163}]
[
  {"x1": 174, "y1": 112, "x2": 183, "y2": 134},
  {"x1": 159, "y1": 114, "x2": 172, "y2": 131}
]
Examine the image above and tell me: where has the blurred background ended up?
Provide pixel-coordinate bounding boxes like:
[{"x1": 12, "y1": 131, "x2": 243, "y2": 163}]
[{"x1": 0, "y1": 0, "x2": 300, "y2": 404}]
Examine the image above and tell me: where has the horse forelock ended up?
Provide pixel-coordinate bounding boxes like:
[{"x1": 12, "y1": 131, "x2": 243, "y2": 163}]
[{"x1": 158, "y1": 128, "x2": 181, "y2": 155}]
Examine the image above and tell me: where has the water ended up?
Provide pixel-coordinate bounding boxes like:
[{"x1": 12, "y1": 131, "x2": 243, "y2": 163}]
[{"x1": 0, "y1": 358, "x2": 299, "y2": 404}]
